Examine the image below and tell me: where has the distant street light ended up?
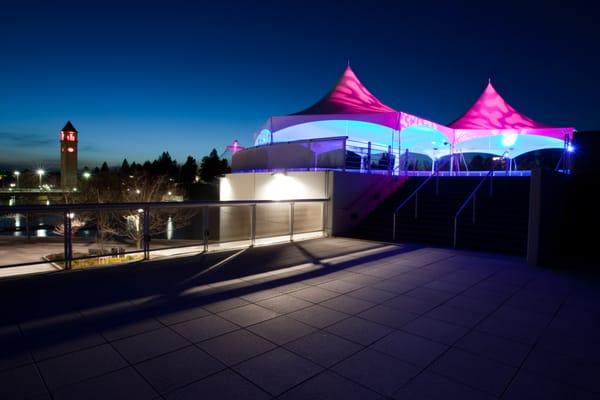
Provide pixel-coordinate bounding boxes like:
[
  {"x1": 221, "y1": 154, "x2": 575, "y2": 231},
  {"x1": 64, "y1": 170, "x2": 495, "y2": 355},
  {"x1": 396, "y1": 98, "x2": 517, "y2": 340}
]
[
  {"x1": 14, "y1": 171, "x2": 20, "y2": 188},
  {"x1": 83, "y1": 171, "x2": 91, "y2": 179},
  {"x1": 37, "y1": 169, "x2": 45, "y2": 188}
]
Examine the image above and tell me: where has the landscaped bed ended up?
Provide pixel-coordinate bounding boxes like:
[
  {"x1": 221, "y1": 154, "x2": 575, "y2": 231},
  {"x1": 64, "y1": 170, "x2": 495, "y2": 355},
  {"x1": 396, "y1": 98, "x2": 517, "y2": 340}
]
[{"x1": 44, "y1": 251, "x2": 143, "y2": 269}]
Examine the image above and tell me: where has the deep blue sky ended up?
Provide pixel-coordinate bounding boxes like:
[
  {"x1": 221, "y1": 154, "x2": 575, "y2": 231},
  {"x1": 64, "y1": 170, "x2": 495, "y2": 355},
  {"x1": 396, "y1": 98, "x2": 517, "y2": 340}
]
[{"x1": 0, "y1": 0, "x2": 597, "y2": 169}]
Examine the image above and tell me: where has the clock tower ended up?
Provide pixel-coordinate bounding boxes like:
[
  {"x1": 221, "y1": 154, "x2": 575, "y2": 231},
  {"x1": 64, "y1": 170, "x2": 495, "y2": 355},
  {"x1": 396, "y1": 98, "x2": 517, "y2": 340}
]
[{"x1": 60, "y1": 121, "x2": 78, "y2": 190}]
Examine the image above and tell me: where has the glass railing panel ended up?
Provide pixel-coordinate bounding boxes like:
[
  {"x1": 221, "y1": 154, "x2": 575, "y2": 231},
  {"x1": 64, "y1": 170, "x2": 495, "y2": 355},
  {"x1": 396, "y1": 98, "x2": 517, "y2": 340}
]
[
  {"x1": 147, "y1": 206, "x2": 204, "y2": 251},
  {"x1": 0, "y1": 210, "x2": 66, "y2": 271},
  {"x1": 293, "y1": 202, "x2": 323, "y2": 234},
  {"x1": 69, "y1": 207, "x2": 145, "y2": 268},
  {"x1": 210, "y1": 205, "x2": 251, "y2": 244},
  {"x1": 255, "y1": 203, "x2": 290, "y2": 238}
]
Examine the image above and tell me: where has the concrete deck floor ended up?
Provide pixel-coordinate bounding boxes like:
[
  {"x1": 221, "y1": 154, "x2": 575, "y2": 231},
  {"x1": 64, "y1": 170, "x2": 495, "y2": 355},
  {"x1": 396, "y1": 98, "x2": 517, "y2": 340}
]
[{"x1": 0, "y1": 237, "x2": 599, "y2": 399}]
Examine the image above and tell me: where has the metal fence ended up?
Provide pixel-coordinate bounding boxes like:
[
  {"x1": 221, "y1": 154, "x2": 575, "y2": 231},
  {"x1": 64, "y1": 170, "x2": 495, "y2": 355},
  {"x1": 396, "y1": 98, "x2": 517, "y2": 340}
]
[
  {"x1": 231, "y1": 136, "x2": 571, "y2": 176},
  {"x1": 0, "y1": 199, "x2": 328, "y2": 274}
]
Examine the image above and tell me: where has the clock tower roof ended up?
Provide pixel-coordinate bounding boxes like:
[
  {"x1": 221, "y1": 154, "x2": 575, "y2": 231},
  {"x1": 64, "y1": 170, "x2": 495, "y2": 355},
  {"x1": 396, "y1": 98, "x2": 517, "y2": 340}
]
[{"x1": 62, "y1": 121, "x2": 77, "y2": 133}]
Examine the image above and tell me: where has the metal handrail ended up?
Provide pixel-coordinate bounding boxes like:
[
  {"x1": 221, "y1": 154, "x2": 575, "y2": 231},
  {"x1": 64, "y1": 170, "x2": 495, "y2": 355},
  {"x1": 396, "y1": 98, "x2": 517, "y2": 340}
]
[
  {"x1": 0, "y1": 198, "x2": 328, "y2": 214},
  {"x1": 452, "y1": 160, "x2": 502, "y2": 248},
  {"x1": 392, "y1": 157, "x2": 450, "y2": 240},
  {"x1": 0, "y1": 198, "x2": 329, "y2": 271}
]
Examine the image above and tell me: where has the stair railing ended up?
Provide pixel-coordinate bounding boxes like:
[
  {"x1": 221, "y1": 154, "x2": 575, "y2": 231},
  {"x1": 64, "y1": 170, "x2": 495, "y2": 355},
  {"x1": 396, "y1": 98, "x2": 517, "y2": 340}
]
[
  {"x1": 392, "y1": 157, "x2": 450, "y2": 241},
  {"x1": 452, "y1": 159, "x2": 502, "y2": 248}
]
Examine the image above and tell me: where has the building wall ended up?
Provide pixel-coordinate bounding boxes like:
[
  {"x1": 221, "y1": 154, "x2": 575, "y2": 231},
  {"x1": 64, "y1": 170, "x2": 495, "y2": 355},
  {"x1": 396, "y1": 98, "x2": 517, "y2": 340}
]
[
  {"x1": 219, "y1": 171, "x2": 406, "y2": 237},
  {"x1": 329, "y1": 172, "x2": 407, "y2": 235},
  {"x1": 527, "y1": 168, "x2": 569, "y2": 266},
  {"x1": 220, "y1": 171, "x2": 329, "y2": 201},
  {"x1": 219, "y1": 171, "x2": 329, "y2": 240}
]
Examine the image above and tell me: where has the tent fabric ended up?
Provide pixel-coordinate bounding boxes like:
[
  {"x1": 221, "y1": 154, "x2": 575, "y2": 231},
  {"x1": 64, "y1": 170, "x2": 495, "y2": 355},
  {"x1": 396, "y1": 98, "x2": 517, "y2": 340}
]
[
  {"x1": 251, "y1": 66, "x2": 575, "y2": 160},
  {"x1": 262, "y1": 66, "x2": 452, "y2": 138},
  {"x1": 450, "y1": 81, "x2": 551, "y2": 130},
  {"x1": 293, "y1": 66, "x2": 396, "y2": 115},
  {"x1": 449, "y1": 81, "x2": 575, "y2": 150},
  {"x1": 270, "y1": 112, "x2": 401, "y2": 132}
]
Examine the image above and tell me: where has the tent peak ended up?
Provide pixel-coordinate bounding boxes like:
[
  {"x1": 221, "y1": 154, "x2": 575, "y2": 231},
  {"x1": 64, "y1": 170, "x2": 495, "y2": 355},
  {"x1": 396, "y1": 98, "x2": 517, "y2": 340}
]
[
  {"x1": 291, "y1": 65, "x2": 396, "y2": 115},
  {"x1": 449, "y1": 80, "x2": 552, "y2": 130}
]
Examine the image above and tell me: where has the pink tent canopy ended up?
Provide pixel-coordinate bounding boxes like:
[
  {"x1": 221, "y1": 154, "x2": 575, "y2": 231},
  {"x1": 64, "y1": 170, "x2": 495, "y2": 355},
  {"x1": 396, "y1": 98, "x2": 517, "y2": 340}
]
[
  {"x1": 252, "y1": 66, "x2": 573, "y2": 159},
  {"x1": 262, "y1": 66, "x2": 452, "y2": 142},
  {"x1": 450, "y1": 81, "x2": 574, "y2": 145},
  {"x1": 450, "y1": 81, "x2": 551, "y2": 130},
  {"x1": 266, "y1": 66, "x2": 400, "y2": 133},
  {"x1": 294, "y1": 65, "x2": 396, "y2": 115}
]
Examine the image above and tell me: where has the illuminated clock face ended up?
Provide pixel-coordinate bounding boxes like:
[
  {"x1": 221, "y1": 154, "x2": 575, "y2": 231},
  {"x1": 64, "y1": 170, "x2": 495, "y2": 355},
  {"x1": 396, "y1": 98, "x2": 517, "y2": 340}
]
[{"x1": 61, "y1": 131, "x2": 77, "y2": 142}]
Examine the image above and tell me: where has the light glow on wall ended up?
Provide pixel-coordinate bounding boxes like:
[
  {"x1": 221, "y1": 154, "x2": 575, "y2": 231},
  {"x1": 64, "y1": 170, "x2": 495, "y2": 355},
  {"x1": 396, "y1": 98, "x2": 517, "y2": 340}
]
[
  {"x1": 220, "y1": 171, "x2": 327, "y2": 201},
  {"x1": 220, "y1": 176, "x2": 233, "y2": 200},
  {"x1": 264, "y1": 173, "x2": 302, "y2": 201}
]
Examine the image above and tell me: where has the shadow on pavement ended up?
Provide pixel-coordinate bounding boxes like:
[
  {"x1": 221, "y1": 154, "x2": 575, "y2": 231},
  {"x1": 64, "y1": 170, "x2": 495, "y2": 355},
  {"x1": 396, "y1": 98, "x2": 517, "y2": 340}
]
[{"x1": 0, "y1": 237, "x2": 422, "y2": 361}]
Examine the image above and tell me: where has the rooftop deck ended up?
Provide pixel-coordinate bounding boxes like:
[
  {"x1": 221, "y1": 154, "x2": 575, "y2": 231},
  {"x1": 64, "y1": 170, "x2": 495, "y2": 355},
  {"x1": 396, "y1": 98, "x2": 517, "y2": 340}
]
[{"x1": 1, "y1": 238, "x2": 598, "y2": 399}]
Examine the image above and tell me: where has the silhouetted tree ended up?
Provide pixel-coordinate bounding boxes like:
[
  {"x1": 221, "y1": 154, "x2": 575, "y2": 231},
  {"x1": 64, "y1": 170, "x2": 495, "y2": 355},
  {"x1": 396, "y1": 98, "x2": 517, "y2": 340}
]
[
  {"x1": 100, "y1": 162, "x2": 109, "y2": 174},
  {"x1": 120, "y1": 159, "x2": 131, "y2": 176},
  {"x1": 180, "y1": 156, "x2": 198, "y2": 183},
  {"x1": 151, "y1": 151, "x2": 178, "y2": 178},
  {"x1": 199, "y1": 149, "x2": 229, "y2": 183},
  {"x1": 129, "y1": 162, "x2": 143, "y2": 175},
  {"x1": 142, "y1": 161, "x2": 152, "y2": 174}
]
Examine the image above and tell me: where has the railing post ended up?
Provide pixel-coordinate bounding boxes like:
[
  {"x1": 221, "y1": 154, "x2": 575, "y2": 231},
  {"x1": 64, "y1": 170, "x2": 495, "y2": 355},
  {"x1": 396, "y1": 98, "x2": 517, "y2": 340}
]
[
  {"x1": 562, "y1": 134, "x2": 568, "y2": 172},
  {"x1": 203, "y1": 206, "x2": 209, "y2": 252},
  {"x1": 392, "y1": 212, "x2": 396, "y2": 241},
  {"x1": 342, "y1": 138, "x2": 347, "y2": 172},
  {"x1": 489, "y1": 170, "x2": 494, "y2": 197},
  {"x1": 472, "y1": 194, "x2": 476, "y2": 224},
  {"x1": 414, "y1": 192, "x2": 418, "y2": 219},
  {"x1": 367, "y1": 142, "x2": 372, "y2": 174},
  {"x1": 435, "y1": 164, "x2": 440, "y2": 196},
  {"x1": 289, "y1": 202, "x2": 295, "y2": 242},
  {"x1": 453, "y1": 216, "x2": 458, "y2": 248},
  {"x1": 26, "y1": 211, "x2": 30, "y2": 240},
  {"x1": 143, "y1": 206, "x2": 150, "y2": 260},
  {"x1": 250, "y1": 204, "x2": 256, "y2": 247},
  {"x1": 64, "y1": 210, "x2": 72, "y2": 270},
  {"x1": 387, "y1": 145, "x2": 392, "y2": 176}
]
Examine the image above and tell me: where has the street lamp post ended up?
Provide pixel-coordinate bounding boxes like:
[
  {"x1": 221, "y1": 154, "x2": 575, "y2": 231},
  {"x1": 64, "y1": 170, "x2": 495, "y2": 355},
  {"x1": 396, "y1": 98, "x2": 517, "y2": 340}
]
[
  {"x1": 37, "y1": 169, "x2": 45, "y2": 188},
  {"x1": 14, "y1": 171, "x2": 20, "y2": 188}
]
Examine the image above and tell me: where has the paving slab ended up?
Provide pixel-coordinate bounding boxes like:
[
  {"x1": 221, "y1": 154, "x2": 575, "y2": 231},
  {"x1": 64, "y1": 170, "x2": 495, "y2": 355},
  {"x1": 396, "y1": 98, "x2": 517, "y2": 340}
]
[{"x1": 1, "y1": 237, "x2": 599, "y2": 399}]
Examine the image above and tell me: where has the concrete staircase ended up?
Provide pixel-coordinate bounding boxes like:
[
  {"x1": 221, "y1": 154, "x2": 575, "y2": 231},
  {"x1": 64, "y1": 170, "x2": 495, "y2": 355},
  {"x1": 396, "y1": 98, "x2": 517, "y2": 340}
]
[{"x1": 351, "y1": 176, "x2": 531, "y2": 255}]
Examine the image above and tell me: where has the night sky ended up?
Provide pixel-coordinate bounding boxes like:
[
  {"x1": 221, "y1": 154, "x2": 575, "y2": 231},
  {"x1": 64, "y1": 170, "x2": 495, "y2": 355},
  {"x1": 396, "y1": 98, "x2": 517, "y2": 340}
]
[{"x1": 0, "y1": 0, "x2": 597, "y2": 169}]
